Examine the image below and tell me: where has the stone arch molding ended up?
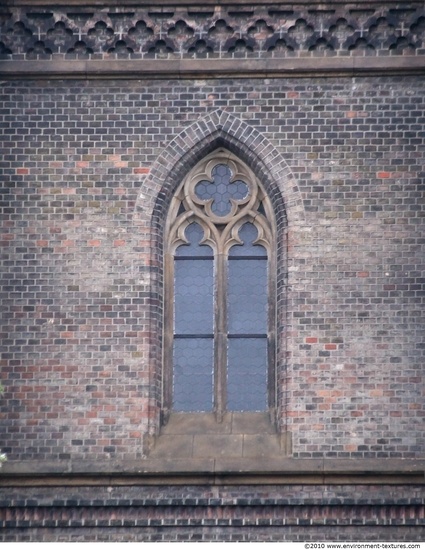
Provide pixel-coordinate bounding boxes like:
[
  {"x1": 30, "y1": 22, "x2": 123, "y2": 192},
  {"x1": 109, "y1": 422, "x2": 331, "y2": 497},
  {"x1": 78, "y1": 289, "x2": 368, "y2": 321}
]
[{"x1": 136, "y1": 109, "x2": 304, "y2": 229}]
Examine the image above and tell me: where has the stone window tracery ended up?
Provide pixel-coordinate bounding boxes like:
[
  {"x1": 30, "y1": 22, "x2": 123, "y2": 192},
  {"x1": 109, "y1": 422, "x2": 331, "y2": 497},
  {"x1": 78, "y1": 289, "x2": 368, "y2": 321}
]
[{"x1": 163, "y1": 149, "x2": 276, "y2": 422}]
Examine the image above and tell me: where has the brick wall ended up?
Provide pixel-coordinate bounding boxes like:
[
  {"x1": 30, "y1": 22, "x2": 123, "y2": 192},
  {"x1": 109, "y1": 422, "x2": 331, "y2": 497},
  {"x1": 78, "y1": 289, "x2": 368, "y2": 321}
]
[
  {"x1": 1, "y1": 0, "x2": 425, "y2": 537},
  {"x1": 1, "y1": 77, "x2": 424, "y2": 464}
]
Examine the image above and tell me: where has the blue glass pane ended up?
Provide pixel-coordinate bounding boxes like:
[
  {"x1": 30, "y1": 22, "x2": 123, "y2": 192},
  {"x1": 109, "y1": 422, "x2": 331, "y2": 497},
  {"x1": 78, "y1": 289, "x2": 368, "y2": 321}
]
[
  {"x1": 229, "y1": 223, "x2": 266, "y2": 257},
  {"x1": 195, "y1": 164, "x2": 249, "y2": 217},
  {"x1": 175, "y1": 223, "x2": 212, "y2": 257},
  {"x1": 227, "y1": 338, "x2": 267, "y2": 411},
  {"x1": 174, "y1": 259, "x2": 213, "y2": 334},
  {"x1": 173, "y1": 338, "x2": 213, "y2": 411},
  {"x1": 228, "y1": 259, "x2": 267, "y2": 334}
]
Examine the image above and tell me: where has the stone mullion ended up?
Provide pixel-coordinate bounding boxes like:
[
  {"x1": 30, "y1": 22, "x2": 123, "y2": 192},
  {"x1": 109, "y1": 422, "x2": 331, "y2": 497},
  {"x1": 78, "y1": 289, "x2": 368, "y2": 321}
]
[{"x1": 214, "y1": 249, "x2": 227, "y2": 422}]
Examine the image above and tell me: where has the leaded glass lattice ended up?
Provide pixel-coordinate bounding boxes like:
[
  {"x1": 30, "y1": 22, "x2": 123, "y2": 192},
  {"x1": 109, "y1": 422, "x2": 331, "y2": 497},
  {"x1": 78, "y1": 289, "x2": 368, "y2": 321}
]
[
  {"x1": 173, "y1": 223, "x2": 214, "y2": 412},
  {"x1": 227, "y1": 338, "x2": 267, "y2": 411},
  {"x1": 195, "y1": 164, "x2": 249, "y2": 217},
  {"x1": 173, "y1": 338, "x2": 213, "y2": 412},
  {"x1": 227, "y1": 222, "x2": 268, "y2": 411}
]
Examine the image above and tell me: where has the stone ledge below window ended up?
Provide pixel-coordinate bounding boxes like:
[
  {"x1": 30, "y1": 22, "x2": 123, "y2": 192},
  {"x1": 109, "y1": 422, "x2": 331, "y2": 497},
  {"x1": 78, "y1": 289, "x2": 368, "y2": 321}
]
[
  {"x1": 148, "y1": 412, "x2": 291, "y2": 460},
  {"x1": 1, "y1": 457, "x2": 424, "y2": 486}
]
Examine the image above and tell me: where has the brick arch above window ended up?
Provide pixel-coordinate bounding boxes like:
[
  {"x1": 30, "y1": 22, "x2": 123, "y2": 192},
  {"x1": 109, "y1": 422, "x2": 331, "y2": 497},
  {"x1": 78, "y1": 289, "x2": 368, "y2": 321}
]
[{"x1": 136, "y1": 109, "x2": 305, "y2": 229}]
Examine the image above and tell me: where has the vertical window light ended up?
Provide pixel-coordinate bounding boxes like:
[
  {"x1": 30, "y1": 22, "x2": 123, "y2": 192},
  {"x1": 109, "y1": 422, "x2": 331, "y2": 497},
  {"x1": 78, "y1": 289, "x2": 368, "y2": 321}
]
[
  {"x1": 227, "y1": 223, "x2": 268, "y2": 411},
  {"x1": 173, "y1": 223, "x2": 214, "y2": 411}
]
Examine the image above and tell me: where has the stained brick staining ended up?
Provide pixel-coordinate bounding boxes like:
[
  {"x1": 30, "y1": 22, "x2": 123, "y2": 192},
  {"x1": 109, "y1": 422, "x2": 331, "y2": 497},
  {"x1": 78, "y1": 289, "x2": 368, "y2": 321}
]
[{"x1": 1, "y1": 77, "x2": 424, "y2": 462}]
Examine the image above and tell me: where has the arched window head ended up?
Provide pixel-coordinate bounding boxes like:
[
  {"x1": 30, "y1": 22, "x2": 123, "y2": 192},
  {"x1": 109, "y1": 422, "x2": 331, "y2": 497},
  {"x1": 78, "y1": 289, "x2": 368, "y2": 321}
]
[{"x1": 163, "y1": 149, "x2": 276, "y2": 422}]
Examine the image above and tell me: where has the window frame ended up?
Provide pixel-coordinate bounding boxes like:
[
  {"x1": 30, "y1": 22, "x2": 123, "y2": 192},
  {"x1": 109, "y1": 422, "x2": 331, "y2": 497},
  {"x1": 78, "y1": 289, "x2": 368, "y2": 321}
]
[{"x1": 162, "y1": 149, "x2": 277, "y2": 423}]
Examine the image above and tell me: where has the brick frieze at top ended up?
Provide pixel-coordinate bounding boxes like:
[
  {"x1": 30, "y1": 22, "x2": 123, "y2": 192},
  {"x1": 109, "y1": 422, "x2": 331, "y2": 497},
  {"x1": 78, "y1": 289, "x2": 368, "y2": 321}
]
[{"x1": 1, "y1": 2, "x2": 425, "y2": 61}]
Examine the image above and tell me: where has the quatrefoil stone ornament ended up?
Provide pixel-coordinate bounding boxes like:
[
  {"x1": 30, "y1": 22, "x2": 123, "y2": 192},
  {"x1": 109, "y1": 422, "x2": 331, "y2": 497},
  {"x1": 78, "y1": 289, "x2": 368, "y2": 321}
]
[{"x1": 195, "y1": 164, "x2": 249, "y2": 217}]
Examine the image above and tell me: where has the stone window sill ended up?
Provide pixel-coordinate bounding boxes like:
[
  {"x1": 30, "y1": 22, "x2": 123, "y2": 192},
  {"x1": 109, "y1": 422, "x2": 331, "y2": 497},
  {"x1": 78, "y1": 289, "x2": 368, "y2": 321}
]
[{"x1": 149, "y1": 412, "x2": 291, "y2": 460}]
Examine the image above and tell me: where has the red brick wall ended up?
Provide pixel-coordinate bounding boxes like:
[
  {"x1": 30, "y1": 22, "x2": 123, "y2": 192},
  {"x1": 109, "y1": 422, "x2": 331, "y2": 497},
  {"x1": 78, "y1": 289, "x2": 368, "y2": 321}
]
[{"x1": 1, "y1": 77, "x2": 424, "y2": 462}]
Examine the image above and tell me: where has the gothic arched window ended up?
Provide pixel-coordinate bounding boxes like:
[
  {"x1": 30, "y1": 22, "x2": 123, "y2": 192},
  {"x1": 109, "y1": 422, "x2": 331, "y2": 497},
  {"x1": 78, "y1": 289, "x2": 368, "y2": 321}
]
[{"x1": 163, "y1": 149, "x2": 276, "y2": 421}]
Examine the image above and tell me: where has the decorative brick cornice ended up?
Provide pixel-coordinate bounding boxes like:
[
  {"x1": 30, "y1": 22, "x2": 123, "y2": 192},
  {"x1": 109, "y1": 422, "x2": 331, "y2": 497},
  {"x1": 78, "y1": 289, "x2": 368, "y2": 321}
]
[
  {"x1": 1, "y1": 503, "x2": 424, "y2": 531},
  {"x1": 2, "y1": 482, "x2": 425, "y2": 541},
  {"x1": 2, "y1": 467, "x2": 425, "y2": 539},
  {"x1": 1, "y1": 2, "x2": 424, "y2": 78},
  {"x1": 1, "y1": 465, "x2": 425, "y2": 540}
]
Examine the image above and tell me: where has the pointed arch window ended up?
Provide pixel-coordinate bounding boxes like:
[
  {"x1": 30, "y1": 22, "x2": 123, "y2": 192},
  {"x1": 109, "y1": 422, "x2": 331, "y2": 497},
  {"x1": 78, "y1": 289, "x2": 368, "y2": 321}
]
[{"x1": 164, "y1": 149, "x2": 276, "y2": 421}]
